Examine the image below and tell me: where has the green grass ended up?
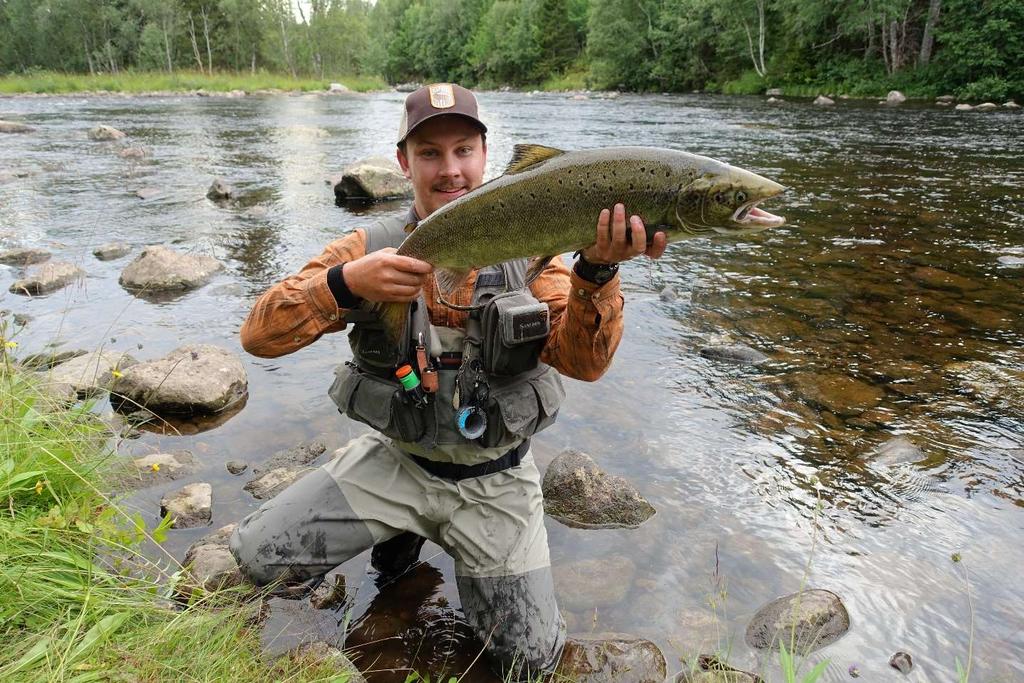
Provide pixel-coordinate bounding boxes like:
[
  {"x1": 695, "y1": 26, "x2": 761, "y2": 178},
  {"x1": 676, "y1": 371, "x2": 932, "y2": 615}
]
[
  {"x1": 536, "y1": 67, "x2": 591, "y2": 92},
  {"x1": 0, "y1": 70, "x2": 386, "y2": 95},
  {"x1": 0, "y1": 344, "x2": 352, "y2": 682}
]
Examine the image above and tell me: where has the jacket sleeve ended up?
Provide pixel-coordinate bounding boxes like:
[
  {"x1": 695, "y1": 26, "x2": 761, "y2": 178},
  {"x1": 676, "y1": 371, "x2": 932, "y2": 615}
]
[
  {"x1": 239, "y1": 230, "x2": 367, "y2": 358},
  {"x1": 532, "y1": 255, "x2": 625, "y2": 382}
]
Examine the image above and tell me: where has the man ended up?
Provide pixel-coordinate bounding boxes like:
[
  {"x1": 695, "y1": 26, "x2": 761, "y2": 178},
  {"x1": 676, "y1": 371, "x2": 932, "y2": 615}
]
[{"x1": 230, "y1": 83, "x2": 665, "y2": 680}]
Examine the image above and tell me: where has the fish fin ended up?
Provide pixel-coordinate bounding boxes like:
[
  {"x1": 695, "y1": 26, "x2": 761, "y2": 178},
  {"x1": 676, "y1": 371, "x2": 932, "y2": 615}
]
[
  {"x1": 369, "y1": 301, "x2": 411, "y2": 347},
  {"x1": 504, "y1": 144, "x2": 565, "y2": 174},
  {"x1": 524, "y1": 255, "x2": 556, "y2": 287},
  {"x1": 403, "y1": 222, "x2": 416, "y2": 235},
  {"x1": 434, "y1": 267, "x2": 473, "y2": 295}
]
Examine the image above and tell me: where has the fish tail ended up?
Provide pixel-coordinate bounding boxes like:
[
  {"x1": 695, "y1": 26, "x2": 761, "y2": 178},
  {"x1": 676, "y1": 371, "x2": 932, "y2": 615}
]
[{"x1": 373, "y1": 301, "x2": 410, "y2": 348}]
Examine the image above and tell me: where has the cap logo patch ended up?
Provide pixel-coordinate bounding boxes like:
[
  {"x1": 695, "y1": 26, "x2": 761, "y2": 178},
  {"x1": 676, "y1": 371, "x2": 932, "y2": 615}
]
[{"x1": 429, "y1": 84, "x2": 456, "y2": 109}]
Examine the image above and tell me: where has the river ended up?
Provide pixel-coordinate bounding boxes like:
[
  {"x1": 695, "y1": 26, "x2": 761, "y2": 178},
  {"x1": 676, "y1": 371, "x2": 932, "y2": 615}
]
[{"x1": 1, "y1": 90, "x2": 1022, "y2": 682}]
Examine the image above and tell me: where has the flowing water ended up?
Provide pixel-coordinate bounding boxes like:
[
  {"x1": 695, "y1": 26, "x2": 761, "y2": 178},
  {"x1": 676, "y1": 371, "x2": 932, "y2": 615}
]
[{"x1": 1, "y1": 91, "x2": 1022, "y2": 682}]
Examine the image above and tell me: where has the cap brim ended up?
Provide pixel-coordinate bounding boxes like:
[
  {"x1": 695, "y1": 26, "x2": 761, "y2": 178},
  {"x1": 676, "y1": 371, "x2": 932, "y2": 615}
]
[{"x1": 398, "y1": 112, "x2": 488, "y2": 145}]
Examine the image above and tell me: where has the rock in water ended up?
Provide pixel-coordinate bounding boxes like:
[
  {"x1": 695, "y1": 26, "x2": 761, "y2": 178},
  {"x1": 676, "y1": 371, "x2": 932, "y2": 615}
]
[
  {"x1": 542, "y1": 450, "x2": 655, "y2": 529},
  {"x1": 553, "y1": 556, "x2": 635, "y2": 611},
  {"x1": 886, "y1": 90, "x2": 907, "y2": 104},
  {"x1": 9, "y1": 261, "x2": 85, "y2": 295},
  {"x1": 119, "y1": 245, "x2": 223, "y2": 291},
  {"x1": 161, "y1": 482, "x2": 213, "y2": 528},
  {"x1": 179, "y1": 524, "x2": 247, "y2": 595},
  {"x1": 675, "y1": 654, "x2": 764, "y2": 682},
  {"x1": 44, "y1": 350, "x2": 136, "y2": 398},
  {"x1": 93, "y1": 242, "x2": 131, "y2": 261},
  {"x1": 112, "y1": 344, "x2": 247, "y2": 416},
  {"x1": 207, "y1": 178, "x2": 233, "y2": 200},
  {"x1": 88, "y1": 124, "x2": 126, "y2": 141},
  {"x1": 870, "y1": 436, "x2": 925, "y2": 467},
  {"x1": 0, "y1": 120, "x2": 35, "y2": 133},
  {"x1": 555, "y1": 634, "x2": 667, "y2": 683},
  {"x1": 259, "y1": 598, "x2": 345, "y2": 660},
  {"x1": 0, "y1": 247, "x2": 51, "y2": 265},
  {"x1": 813, "y1": 95, "x2": 835, "y2": 106},
  {"x1": 889, "y1": 651, "x2": 913, "y2": 674},
  {"x1": 226, "y1": 460, "x2": 248, "y2": 475},
  {"x1": 244, "y1": 466, "x2": 313, "y2": 500},
  {"x1": 745, "y1": 589, "x2": 850, "y2": 653},
  {"x1": 130, "y1": 452, "x2": 198, "y2": 484},
  {"x1": 333, "y1": 156, "x2": 413, "y2": 201},
  {"x1": 699, "y1": 344, "x2": 769, "y2": 365}
]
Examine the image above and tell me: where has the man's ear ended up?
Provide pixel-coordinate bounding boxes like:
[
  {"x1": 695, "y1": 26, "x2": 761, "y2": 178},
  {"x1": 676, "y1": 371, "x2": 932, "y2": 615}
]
[{"x1": 396, "y1": 147, "x2": 412, "y2": 179}]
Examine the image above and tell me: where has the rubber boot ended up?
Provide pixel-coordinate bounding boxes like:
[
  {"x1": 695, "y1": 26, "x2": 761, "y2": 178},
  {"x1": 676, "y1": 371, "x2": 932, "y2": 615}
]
[{"x1": 370, "y1": 531, "x2": 427, "y2": 584}]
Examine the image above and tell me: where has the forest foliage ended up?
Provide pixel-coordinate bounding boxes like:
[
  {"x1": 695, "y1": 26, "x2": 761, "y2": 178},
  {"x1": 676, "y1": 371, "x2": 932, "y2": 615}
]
[{"x1": 0, "y1": 0, "x2": 1020, "y2": 99}]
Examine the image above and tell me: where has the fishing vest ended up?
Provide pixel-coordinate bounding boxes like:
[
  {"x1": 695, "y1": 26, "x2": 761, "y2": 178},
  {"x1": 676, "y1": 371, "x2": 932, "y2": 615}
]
[{"x1": 328, "y1": 215, "x2": 565, "y2": 453}]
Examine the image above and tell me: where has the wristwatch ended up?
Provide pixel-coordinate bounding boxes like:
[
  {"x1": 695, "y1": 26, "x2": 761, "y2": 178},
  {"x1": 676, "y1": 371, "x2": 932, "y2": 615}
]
[{"x1": 573, "y1": 251, "x2": 619, "y2": 285}]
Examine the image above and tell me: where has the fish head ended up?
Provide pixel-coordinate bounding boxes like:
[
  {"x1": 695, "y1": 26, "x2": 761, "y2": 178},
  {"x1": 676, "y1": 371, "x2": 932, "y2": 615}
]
[{"x1": 671, "y1": 166, "x2": 786, "y2": 238}]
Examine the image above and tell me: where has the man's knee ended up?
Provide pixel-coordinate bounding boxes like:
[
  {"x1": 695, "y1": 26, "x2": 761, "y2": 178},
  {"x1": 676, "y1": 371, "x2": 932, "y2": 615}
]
[{"x1": 229, "y1": 510, "x2": 295, "y2": 586}]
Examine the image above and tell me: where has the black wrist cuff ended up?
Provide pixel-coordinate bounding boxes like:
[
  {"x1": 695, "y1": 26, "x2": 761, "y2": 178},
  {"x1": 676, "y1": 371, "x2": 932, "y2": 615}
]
[
  {"x1": 573, "y1": 251, "x2": 619, "y2": 285},
  {"x1": 327, "y1": 263, "x2": 361, "y2": 309}
]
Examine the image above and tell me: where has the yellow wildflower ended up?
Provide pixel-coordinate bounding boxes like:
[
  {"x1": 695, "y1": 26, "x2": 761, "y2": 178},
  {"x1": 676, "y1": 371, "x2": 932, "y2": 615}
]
[
  {"x1": 111, "y1": 370, "x2": 124, "y2": 379},
  {"x1": 150, "y1": 463, "x2": 160, "y2": 473},
  {"x1": 3, "y1": 339, "x2": 16, "y2": 349},
  {"x1": 34, "y1": 480, "x2": 45, "y2": 495}
]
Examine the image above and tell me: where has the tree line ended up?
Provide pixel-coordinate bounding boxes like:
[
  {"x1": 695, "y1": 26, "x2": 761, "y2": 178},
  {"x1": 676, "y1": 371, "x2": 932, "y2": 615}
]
[{"x1": 1, "y1": 0, "x2": 1020, "y2": 99}]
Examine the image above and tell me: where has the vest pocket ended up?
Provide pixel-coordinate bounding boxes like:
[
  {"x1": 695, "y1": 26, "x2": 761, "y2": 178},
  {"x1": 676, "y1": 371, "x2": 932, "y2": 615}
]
[
  {"x1": 479, "y1": 366, "x2": 565, "y2": 448},
  {"x1": 328, "y1": 363, "x2": 427, "y2": 443}
]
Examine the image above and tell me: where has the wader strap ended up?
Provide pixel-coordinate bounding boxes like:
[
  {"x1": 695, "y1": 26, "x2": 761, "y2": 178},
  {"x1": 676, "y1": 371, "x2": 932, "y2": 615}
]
[{"x1": 406, "y1": 440, "x2": 530, "y2": 481}]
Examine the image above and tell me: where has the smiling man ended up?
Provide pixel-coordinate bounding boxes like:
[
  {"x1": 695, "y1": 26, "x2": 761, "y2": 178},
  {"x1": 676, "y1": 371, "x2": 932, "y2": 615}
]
[{"x1": 230, "y1": 83, "x2": 665, "y2": 681}]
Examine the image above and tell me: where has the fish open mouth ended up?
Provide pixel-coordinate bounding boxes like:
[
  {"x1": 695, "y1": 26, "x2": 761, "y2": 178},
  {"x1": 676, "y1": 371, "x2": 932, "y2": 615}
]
[{"x1": 733, "y1": 200, "x2": 786, "y2": 228}]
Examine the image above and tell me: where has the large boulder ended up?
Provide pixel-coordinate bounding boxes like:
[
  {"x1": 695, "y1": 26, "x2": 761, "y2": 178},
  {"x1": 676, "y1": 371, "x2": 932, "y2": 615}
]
[
  {"x1": 0, "y1": 120, "x2": 34, "y2": 133},
  {"x1": 119, "y1": 245, "x2": 224, "y2": 292},
  {"x1": 88, "y1": 124, "x2": 127, "y2": 141},
  {"x1": 160, "y1": 482, "x2": 213, "y2": 528},
  {"x1": 542, "y1": 450, "x2": 655, "y2": 529},
  {"x1": 112, "y1": 344, "x2": 247, "y2": 416},
  {"x1": 745, "y1": 589, "x2": 850, "y2": 653},
  {"x1": 885, "y1": 90, "x2": 907, "y2": 104},
  {"x1": 0, "y1": 247, "x2": 50, "y2": 266},
  {"x1": 333, "y1": 156, "x2": 412, "y2": 201},
  {"x1": 553, "y1": 556, "x2": 635, "y2": 611},
  {"x1": 44, "y1": 349, "x2": 137, "y2": 398},
  {"x1": 554, "y1": 634, "x2": 667, "y2": 683},
  {"x1": 9, "y1": 261, "x2": 85, "y2": 295}
]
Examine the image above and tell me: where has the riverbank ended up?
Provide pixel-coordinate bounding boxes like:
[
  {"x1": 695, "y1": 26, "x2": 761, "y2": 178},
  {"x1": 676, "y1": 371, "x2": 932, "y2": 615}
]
[
  {"x1": 0, "y1": 70, "x2": 385, "y2": 96},
  {"x1": 0, "y1": 356, "x2": 350, "y2": 682}
]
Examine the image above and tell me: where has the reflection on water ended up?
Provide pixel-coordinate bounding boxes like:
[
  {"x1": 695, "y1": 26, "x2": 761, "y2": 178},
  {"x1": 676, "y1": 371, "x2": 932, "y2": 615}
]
[{"x1": 1, "y1": 92, "x2": 1021, "y2": 682}]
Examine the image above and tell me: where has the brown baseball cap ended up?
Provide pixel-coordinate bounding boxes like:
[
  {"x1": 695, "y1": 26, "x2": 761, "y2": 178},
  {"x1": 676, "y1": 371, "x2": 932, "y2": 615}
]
[{"x1": 397, "y1": 83, "x2": 487, "y2": 145}]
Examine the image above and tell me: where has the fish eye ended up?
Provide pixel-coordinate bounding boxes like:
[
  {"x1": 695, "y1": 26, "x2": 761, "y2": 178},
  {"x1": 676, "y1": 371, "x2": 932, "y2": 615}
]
[{"x1": 736, "y1": 191, "x2": 747, "y2": 204}]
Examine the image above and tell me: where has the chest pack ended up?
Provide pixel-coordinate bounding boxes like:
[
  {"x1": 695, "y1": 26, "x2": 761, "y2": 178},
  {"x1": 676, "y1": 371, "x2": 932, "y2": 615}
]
[{"x1": 328, "y1": 215, "x2": 565, "y2": 451}]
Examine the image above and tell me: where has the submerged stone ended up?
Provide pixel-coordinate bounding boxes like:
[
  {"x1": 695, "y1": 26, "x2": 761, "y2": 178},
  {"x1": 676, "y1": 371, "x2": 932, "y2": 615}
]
[
  {"x1": 0, "y1": 119, "x2": 35, "y2": 133},
  {"x1": 675, "y1": 654, "x2": 764, "y2": 682},
  {"x1": 88, "y1": 124, "x2": 127, "y2": 141},
  {"x1": 0, "y1": 247, "x2": 51, "y2": 266},
  {"x1": 9, "y1": 261, "x2": 85, "y2": 295},
  {"x1": 744, "y1": 589, "x2": 850, "y2": 653},
  {"x1": 555, "y1": 633, "x2": 667, "y2": 683},
  {"x1": 259, "y1": 597, "x2": 345, "y2": 660},
  {"x1": 207, "y1": 178, "x2": 233, "y2": 200},
  {"x1": 93, "y1": 242, "x2": 131, "y2": 261},
  {"x1": 553, "y1": 556, "x2": 635, "y2": 611},
  {"x1": 543, "y1": 449, "x2": 655, "y2": 529},
  {"x1": 699, "y1": 344, "x2": 769, "y2": 365}
]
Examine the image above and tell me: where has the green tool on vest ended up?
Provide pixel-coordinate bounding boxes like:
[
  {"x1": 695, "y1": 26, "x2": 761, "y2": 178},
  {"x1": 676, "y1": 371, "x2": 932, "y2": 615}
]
[{"x1": 395, "y1": 364, "x2": 427, "y2": 408}]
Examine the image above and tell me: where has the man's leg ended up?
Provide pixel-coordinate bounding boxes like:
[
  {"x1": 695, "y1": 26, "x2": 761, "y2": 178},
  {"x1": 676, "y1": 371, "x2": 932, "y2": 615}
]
[
  {"x1": 443, "y1": 453, "x2": 565, "y2": 681},
  {"x1": 230, "y1": 434, "x2": 420, "y2": 588}
]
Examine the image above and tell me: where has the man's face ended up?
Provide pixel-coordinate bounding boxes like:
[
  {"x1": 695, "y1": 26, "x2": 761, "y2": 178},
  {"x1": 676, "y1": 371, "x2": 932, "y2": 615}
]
[{"x1": 397, "y1": 116, "x2": 487, "y2": 219}]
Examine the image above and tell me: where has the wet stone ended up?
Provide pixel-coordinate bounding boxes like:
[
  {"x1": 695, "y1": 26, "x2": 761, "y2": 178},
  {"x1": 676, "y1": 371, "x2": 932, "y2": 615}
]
[
  {"x1": 93, "y1": 242, "x2": 131, "y2": 261},
  {"x1": 813, "y1": 95, "x2": 835, "y2": 106},
  {"x1": 889, "y1": 651, "x2": 913, "y2": 674},
  {"x1": 0, "y1": 247, "x2": 51, "y2": 266},
  {"x1": 10, "y1": 261, "x2": 85, "y2": 295},
  {"x1": 119, "y1": 245, "x2": 224, "y2": 291},
  {"x1": 290, "y1": 642, "x2": 364, "y2": 681},
  {"x1": 44, "y1": 349, "x2": 136, "y2": 398},
  {"x1": 260, "y1": 597, "x2": 344, "y2": 661},
  {"x1": 310, "y1": 574, "x2": 348, "y2": 610},
  {"x1": 130, "y1": 452, "x2": 198, "y2": 484},
  {"x1": 244, "y1": 466, "x2": 312, "y2": 500},
  {"x1": 333, "y1": 156, "x2": 412, "y2": 201},
  {"x1": 869, "y1": 437, "x2": 925, "y2": 468},
  {"x1": 12, "y1": 312, "x2": 32, "y2": 326},
  {"x1": 253, "y1": 438, "x2": 327, "y2": 475},
  {"x1": 226, "y1": 459, "x2": 248, "y2": 475},
  {"x1": 675, "y1": 655, "x2": 763, "y2": 683},
  {"x1": 179, "y1": 523, "x2": 247, "y2": 595},
  {"x1": 112, "y1": 344, "x2": 247, "y2": 416},
  {"x1": 19, "y1": 349, "x2": 87, "y2": 370},
  {"x1": 88, "y1": 124, "x2": 127, "y2": 141},
  {"x1": 699, "y1": 344, "x2": 769, "y2": 365},
  {"x1": 0, "y1": 119, "x2": 35, "y2": 133},
  {"x1": 543, "y1": 450, "x2": 655, "y2": 529},
  {"x1": 160, "y1": 482, "x2": 213, "y2": 528},
  {"x1": 786, "y1": 371, "x2": 884, "y2": 417},
  {"x1": 659, "y1": 286, "x2": 679, "y2": 301},
  {"x1": 207, "y1": 178, "x2": 233, "y2": 200},
  {"x1": 135, "y1": 187, "x2": 162, "y2": 200},
  {"x1": 744, "y1": 589, "x2": 850, "y2": 653},
  {"x1": 555, "y1": 633, "x2": 667, "y2": 683},
  {"x1": 553, "y1": 556, "x2": 635, "y2": 611}
]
